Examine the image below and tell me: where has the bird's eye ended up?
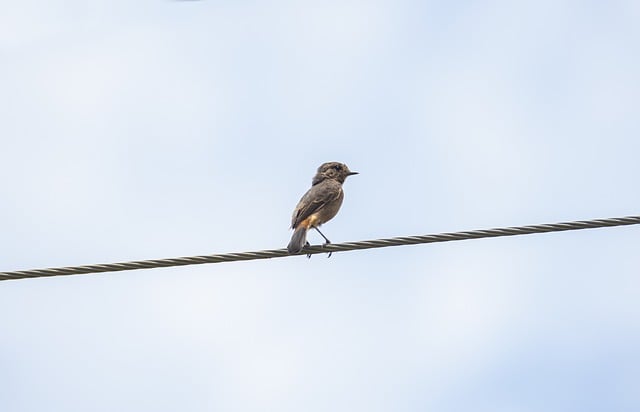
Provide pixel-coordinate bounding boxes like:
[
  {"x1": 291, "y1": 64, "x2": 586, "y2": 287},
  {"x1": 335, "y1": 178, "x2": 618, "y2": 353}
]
[{"x1": 333, "y1": 165, "x2": 341, "y2": 171}]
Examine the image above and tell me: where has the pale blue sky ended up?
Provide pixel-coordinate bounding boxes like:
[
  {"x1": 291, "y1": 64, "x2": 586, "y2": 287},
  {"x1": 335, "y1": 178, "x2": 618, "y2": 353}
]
[{"x1": 1, "y1": 1, "x2": 639, "y2": 411}]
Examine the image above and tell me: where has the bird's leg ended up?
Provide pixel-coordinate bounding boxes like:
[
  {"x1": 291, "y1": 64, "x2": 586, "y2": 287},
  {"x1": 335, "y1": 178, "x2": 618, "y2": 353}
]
[
  {"x1": 313, "y1": 227, "x2": 333, "y2": 258},
  {"x1": 314, "y1": 227, "x2": 331, "y2": 244}
]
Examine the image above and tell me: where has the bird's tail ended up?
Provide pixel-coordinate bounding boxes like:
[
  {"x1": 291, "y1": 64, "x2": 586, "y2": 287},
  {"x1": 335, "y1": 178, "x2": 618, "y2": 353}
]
[{"x1": 287, "y1": 226, "x2": 308, "y2": 254}]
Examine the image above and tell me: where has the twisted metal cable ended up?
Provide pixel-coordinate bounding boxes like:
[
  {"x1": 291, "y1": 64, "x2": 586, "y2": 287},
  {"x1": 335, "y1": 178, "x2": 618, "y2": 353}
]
[{"x1": 1, "y1": 215, "x2": 638, "y2": 282}]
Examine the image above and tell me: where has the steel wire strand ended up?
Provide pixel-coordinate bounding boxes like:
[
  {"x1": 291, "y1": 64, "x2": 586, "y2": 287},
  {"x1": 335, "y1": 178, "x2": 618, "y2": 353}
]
[{"x1": 1, "y1": 215, "x2": 638, "y2": 281}]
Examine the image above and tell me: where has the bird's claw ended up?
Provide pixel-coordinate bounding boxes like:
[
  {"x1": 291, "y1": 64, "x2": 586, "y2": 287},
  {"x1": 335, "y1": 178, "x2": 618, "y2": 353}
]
[
  {"x1": 323, "y1": 241, "x2": 332, "y2": 258},
  {"x1": 305, "y1": 241, "x2": 312, "y2": 259}
]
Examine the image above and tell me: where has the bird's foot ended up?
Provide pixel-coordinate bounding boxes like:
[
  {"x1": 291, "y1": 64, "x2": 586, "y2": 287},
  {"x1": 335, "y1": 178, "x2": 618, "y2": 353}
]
[
  {"x1": 323, "y1": 240, "x2": 332, "y2": 258},
  {"x1": 305, "y1": 241, "x2": 312, "y2": 259}
]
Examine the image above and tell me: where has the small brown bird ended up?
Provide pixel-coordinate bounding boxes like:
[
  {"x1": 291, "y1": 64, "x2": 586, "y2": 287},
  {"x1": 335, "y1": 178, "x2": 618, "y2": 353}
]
[{"x1": 287, "y1": 162, "x2": 358, "y2": 255}]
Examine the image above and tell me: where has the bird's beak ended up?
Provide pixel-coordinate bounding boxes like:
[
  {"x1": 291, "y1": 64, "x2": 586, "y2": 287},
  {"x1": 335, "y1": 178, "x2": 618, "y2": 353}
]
[{"x1": 347, "y1": 171, "x2": 359, "y2": 176}]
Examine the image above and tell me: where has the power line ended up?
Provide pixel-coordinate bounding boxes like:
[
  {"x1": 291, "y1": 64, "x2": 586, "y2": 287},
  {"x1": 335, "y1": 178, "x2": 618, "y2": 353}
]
[{"x1": 1, "y1": 215, "x2": 638, "y2": 282}]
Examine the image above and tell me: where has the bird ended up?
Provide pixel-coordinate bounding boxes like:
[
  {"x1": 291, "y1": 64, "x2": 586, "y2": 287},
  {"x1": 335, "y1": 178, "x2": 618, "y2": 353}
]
[{"x1": 287, "y1": 162, "x2": 358, "y2": 256}]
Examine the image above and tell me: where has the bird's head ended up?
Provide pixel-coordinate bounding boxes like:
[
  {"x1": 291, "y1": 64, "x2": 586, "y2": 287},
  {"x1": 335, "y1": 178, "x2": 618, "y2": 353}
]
[{"x1": 312, "y1": 162, "x2": 358, "y2": 185}]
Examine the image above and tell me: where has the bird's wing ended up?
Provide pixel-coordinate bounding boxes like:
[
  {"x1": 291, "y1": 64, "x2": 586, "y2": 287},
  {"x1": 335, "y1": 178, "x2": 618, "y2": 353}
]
[{"x1": 291, "y1": 182, "x2": 341, "y2": 228}]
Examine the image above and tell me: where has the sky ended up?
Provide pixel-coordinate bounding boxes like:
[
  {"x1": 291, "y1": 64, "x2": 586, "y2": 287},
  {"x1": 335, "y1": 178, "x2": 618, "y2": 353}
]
[{"x1": 1, "y1": 0, "x2": 639, "y2": 411}]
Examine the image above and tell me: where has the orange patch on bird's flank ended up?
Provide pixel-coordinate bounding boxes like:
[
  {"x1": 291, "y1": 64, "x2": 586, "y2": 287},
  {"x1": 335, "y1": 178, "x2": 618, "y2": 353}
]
[{"x1": 300, "y1": 214, "x2": 321, "y2": 229}]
